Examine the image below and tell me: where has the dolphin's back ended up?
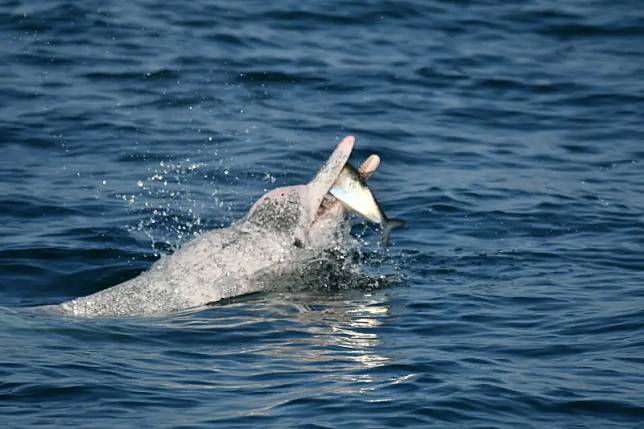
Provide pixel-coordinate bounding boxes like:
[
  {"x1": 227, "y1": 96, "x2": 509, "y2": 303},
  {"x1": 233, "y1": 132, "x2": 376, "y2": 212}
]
[{"x1": 54, "y1": 224, "x2": 285, "y2": 317}]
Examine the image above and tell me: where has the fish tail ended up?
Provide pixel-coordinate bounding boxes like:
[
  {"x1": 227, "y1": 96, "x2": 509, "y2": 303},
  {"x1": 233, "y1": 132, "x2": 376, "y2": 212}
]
[{"x1": 382, "y1": 218, "x2": 405, "y2": 249}]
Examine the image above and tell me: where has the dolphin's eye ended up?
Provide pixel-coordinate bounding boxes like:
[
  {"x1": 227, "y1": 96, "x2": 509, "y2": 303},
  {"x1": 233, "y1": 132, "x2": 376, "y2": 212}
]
[{"x1": 293, "y1": 238, "x2": 303, "y2": 248}]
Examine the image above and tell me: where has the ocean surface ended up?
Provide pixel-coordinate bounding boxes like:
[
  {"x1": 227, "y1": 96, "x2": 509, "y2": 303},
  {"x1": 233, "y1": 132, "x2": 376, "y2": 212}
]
[{"x1": 1, "y1": 0, "x2": 643, "y2": 427}]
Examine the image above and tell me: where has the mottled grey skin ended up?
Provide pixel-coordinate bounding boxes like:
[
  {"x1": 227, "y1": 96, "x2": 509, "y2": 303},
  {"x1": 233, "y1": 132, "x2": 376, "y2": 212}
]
[{"x1": 46, "y1": 136, "x2": 364, "y2": 317}]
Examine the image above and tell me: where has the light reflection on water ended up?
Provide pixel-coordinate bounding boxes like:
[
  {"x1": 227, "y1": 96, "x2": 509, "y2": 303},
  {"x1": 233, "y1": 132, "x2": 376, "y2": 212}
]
[{"x1": 259, "y1": 294, "x2": 396, "y2": 397}]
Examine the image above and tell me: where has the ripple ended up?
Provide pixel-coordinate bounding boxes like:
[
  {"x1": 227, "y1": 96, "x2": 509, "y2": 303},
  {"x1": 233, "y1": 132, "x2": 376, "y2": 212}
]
[
  {"x1": 541, "y1": 23, "x2": 644, "y2": 39},
  {"x1": 82, "y1": 69, "x2": 180, "y2": 82}
]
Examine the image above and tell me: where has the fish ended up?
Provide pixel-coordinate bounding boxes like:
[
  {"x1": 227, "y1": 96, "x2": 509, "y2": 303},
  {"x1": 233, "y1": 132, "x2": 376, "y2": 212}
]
[{"x1": 330, "y1": 162, "x2": 404, "y2": 248}]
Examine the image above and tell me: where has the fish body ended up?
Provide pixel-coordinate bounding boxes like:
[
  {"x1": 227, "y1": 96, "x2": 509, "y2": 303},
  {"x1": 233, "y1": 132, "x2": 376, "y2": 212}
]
[{"x1": 330, "y1": 163, "x2": 404, "y2": 247}]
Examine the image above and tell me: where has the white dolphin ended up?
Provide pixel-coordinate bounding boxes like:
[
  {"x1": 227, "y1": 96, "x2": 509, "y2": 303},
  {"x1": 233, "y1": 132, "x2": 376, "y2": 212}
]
[{"x1": 40, "y1": 136, "x2": 381, "y2": 316}]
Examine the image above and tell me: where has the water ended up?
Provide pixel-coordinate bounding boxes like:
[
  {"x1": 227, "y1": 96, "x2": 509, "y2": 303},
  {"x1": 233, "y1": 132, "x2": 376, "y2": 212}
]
[{"x1": 1, "y1": 0, "x2": 643, "y2": 427}]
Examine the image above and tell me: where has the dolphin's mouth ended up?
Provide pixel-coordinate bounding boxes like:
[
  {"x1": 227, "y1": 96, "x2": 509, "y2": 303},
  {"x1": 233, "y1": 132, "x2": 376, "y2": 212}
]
[
  {"x1": 315, "y1": 191, "x2": 348, "y2": 225},
  {"x1": 306, "y1": 135, "x2": 379, "y2": 230},
  {"x1": 314, "y1": 151, "x2": 381, "y2": 226},
  {"x1": 316, "y1": 194, "x2": 338, "y2": 217}
]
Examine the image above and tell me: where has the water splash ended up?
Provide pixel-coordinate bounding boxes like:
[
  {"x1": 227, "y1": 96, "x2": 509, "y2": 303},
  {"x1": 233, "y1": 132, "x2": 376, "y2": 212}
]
[{"x1": 116, "y1": 152, "x2": 234, "y2": 256}]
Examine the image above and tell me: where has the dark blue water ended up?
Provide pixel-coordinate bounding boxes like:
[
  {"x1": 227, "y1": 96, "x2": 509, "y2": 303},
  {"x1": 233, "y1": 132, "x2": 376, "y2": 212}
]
[{"x1": 2, "y1": 0, "x2": 644, "y2": 427}]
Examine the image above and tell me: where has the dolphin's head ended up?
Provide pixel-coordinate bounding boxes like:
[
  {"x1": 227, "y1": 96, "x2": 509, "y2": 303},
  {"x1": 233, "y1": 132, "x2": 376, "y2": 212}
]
[{"x1": 243, "y1": 136, "x2": 358, "y2": 249}]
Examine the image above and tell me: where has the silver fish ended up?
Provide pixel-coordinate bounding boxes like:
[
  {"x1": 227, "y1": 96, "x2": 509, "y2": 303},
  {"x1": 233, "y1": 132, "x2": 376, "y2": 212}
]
[{"x1": 330, "y1": 163, "x2": 404, "y2": 248}]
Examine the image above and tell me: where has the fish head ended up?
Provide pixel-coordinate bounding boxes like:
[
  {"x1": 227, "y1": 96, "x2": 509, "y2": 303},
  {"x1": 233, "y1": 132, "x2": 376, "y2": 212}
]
[{"x1": 243, "y1": 136, "x2": 355, "y2": 248}]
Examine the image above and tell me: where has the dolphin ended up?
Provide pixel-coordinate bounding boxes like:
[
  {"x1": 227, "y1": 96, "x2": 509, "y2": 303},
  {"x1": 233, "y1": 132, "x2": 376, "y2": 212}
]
[{"x1": 39, "y1": 136, "x2": 381, "y2": 317}]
